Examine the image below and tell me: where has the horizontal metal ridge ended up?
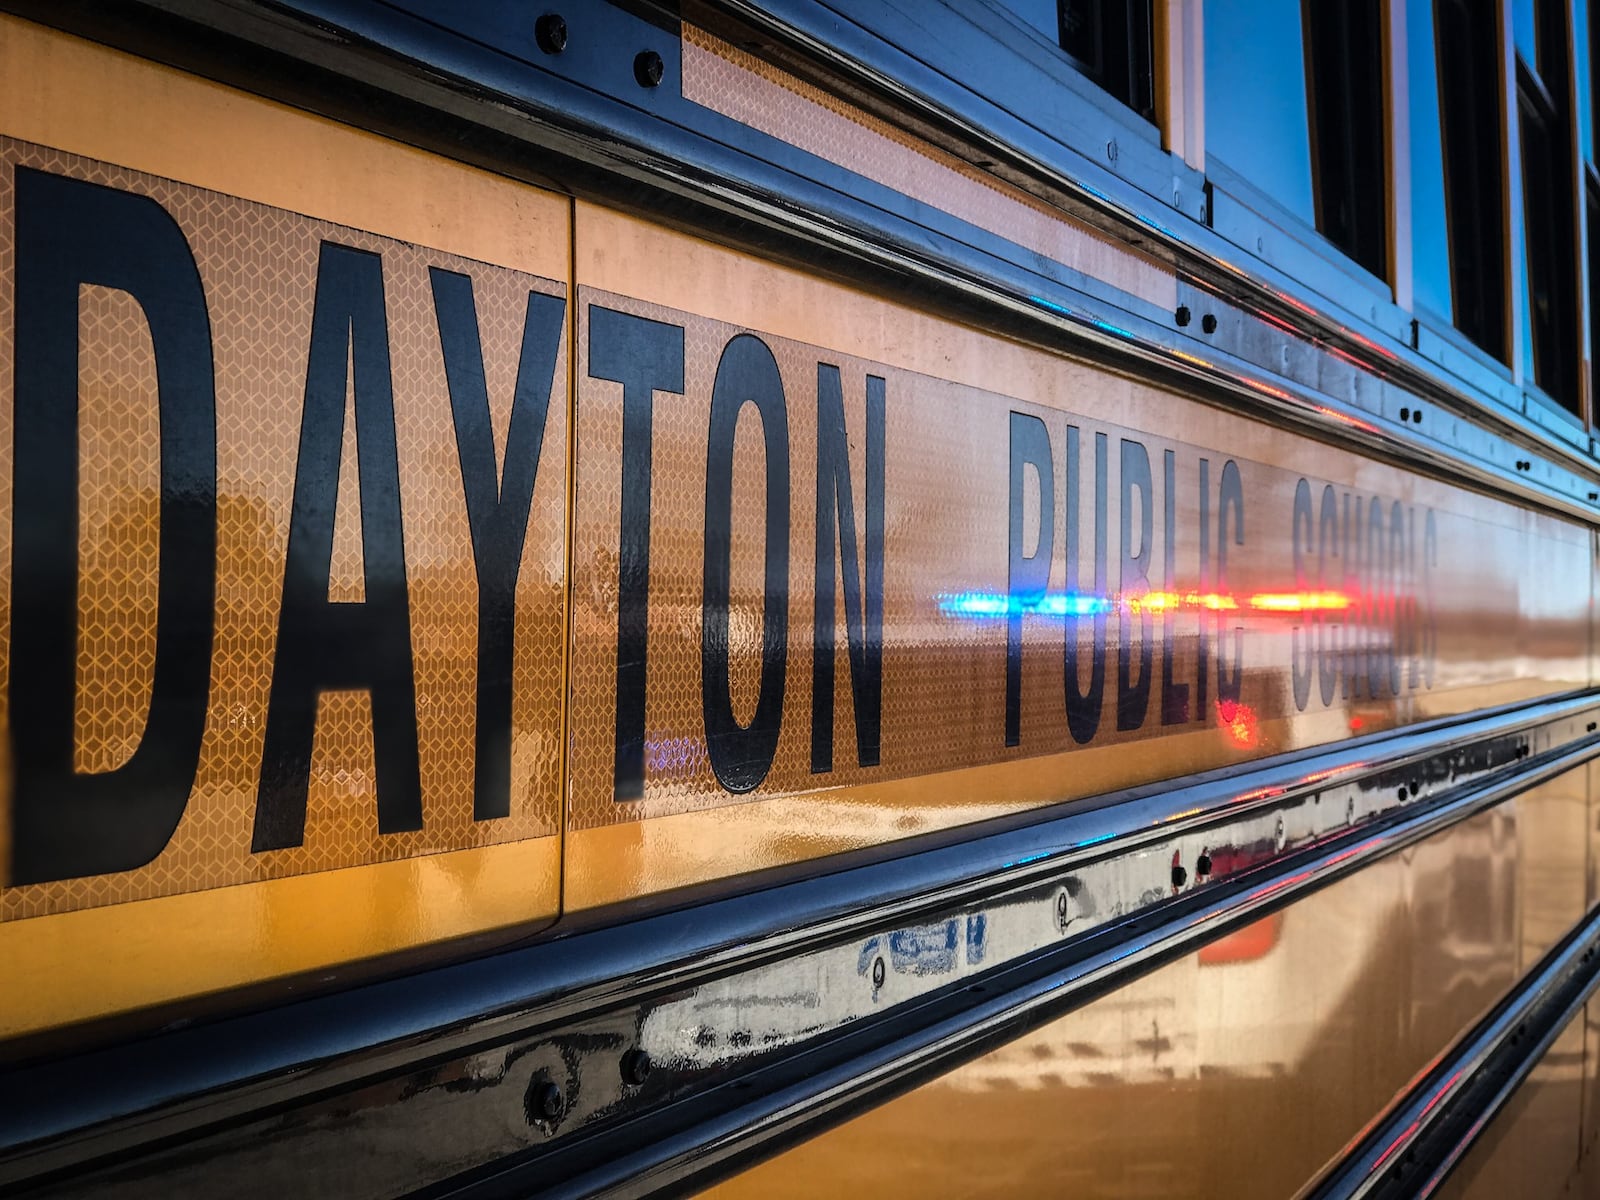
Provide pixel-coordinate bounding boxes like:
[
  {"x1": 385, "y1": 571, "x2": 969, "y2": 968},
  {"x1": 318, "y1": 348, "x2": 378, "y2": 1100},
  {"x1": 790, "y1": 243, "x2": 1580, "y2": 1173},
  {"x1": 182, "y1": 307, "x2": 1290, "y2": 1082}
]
[
  {"x1": 17, "y1": 0, "x2": 1600, "y2": 522},
  {"x1": 7, "y1": 691, "x2": 1599, "y2": 1196},
  {"x1": 438, "y1": 729, "x2": 1600, "y2": 1200},
  {"x1": 1306, "y1": 901, "x2": 1600, "y2": 1199},
  {"x1": 697, "y1": 0, "x2": 1600, "y2": 491}
]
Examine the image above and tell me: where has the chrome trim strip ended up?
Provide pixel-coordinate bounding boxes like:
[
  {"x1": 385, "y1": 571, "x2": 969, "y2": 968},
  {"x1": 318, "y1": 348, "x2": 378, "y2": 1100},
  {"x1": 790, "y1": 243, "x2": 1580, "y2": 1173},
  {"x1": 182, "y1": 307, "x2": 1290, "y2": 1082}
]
[
  {"x1": 696, "y1": 0, "x2": 1600, "y2": 485},
  {"x1": 10, "y1": 693, "x2": 1600, "y2": 1197},
  {"x1": 1306, "y1": 903, "x2": 1600, "y2": 1199}
]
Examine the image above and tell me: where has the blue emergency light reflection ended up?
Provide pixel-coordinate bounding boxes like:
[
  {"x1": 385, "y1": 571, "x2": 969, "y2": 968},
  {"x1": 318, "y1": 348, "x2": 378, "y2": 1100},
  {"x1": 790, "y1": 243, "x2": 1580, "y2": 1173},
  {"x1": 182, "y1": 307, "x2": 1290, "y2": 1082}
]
[{"x1": 938, "y1": 591, "x2": 1112, "y2": 618}]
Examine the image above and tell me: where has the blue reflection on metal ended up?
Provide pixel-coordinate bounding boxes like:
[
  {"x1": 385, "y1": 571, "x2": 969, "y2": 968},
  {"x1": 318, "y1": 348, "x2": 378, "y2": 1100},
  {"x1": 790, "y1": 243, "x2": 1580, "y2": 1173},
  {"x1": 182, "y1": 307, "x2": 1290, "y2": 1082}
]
[
  {"x1": 1006, "y1": 850, "x2": 1051, "y2": 869},
  {"x1": 1028, "y1": 298, "x2": 1135, "y2": 341},
  {"x1": 939, "y1": 590, "x2": 1111, "y2": 618},
  {"x1": 889, "y1": 921, "x2": 961, "y2": 976},
  {"x1": 1088, "y1": 316, "x2": 1135, "y2": 340},
  {"x1": 1074, "y1": 830, "x2": 1117, "y2": 849},
  {"x1": 965, "y1": 914, "x2": 988, "y2": 966}
]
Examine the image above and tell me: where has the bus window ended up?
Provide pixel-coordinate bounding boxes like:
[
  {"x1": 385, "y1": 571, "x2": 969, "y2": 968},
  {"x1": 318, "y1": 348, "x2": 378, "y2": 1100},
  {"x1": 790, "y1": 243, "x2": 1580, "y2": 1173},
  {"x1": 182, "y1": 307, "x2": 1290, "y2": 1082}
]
[
  {"x1": 1515, "y1": 0, "x2": 1580, "y2": 414},
  {"x1": 1204, "y1": 0, "x2": 1317, "y2": 227},
  {"x1": 1435, "y1": 0, "x2": 1510, "y2": 363},
  {"x1": 1056, "y1": 0, "x2": 1156, "y2": 122},
  {"x1": 991, "y1": 0, "x2": 1157, "y2": 123},
  {"x1": 1304, "y1": 0, "x2": 1389, "y2": 279},
  {"x1": 1409, "y1": 0, "x2": 1455, "y2": 325},
  {"x1": 1585, "y1": 0, "x2": 1600, "y2": 413}
]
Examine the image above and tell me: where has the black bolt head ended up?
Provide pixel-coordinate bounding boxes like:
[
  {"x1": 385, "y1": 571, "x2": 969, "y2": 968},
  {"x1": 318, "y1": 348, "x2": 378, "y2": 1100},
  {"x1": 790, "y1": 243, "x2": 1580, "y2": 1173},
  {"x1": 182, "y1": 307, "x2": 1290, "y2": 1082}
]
[
  {"x1": 1195, "y1": 852, "x2": 1212, "y2": 877},
  {"x1": 535, "y1": 13, "x2": 568, "y2": 54},
  {"x1": 1200, "y1": 313, "x2": 1218, "y2": 335},
  {"x1": 1171, "y1": 864, "x2": 1188, "y2": 889},
  {"x1": 634, "y1": 49, "x2": 665, "y2": 88},
  {"x1": 621, "y1": 1048, "x2": 653, "y2": 1087},
  {"x1": 525, "y1": 1078, "x2": 565, "y2": 1125},
  {"x1": 1175, "y1": 304, "x2": 1191, "y2": 327}
]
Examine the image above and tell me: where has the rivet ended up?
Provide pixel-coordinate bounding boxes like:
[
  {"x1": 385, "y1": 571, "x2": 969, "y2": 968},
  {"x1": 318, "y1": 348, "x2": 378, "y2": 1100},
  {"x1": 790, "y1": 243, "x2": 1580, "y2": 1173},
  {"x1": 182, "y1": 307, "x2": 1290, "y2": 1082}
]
[
  {"x1": 534, "y1": 12, "x2": 568, "y2": 54},
  {"x1": 871, "y1": 955, "x2": 886, "y2": 989},
  {"x1": 1175, "y1": 304, "x2": 1192, "y2": 327},
  {"x1": 1196, "y1": 851, "x2": 1212, "y2": 877},
  {"x1": 1171, "y1": 862, "x2": 1188, "y2": 889},
  {"x1": 620, "y1": 1048, "x2": 653, "y2": 1087},
  {"x1": 1399, "y1": 406, "x2": 1410, "y2": 421},
  {"x1": 1201, "y1": 313, "x2": 1218, "y2": 335},
  {"x1": 634, "y1": 49, "x2": 665, "y2": 88},
  {"x1": 525, "y1": 1078, "x2": 565, "y2": 1125},
  {"x1": 1412, "y1": 410, "x2": 1423, "y2": 424}
]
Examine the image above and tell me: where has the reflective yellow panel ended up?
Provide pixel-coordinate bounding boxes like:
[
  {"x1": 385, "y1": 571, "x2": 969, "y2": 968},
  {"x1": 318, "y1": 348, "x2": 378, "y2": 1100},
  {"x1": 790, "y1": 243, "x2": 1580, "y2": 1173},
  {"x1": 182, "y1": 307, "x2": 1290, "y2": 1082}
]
[
  {"x1": 1433, "y1": 1004, "x2": 1585, "y2": 1199},
  {"x1": 700, "y1": 784, "x2": 1583, "y2": 1200},
  {"x1": 566, "y1": 201, "x2": 1590, "y2": 910},
  {"x1": 0, "y1": 18, "x2": 570, "y2": 1038}
]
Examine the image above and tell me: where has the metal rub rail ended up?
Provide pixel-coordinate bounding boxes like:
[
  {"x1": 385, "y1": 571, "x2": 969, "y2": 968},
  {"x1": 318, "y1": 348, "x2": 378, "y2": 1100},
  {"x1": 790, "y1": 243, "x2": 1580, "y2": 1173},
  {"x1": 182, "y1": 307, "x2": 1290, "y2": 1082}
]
[
  {"x1": 5, "y1": 691, "x2": 1600, "y2": 1198},
  {"x1": 1308, "y1": 900, "x2": 1600, "y2": 1199}
]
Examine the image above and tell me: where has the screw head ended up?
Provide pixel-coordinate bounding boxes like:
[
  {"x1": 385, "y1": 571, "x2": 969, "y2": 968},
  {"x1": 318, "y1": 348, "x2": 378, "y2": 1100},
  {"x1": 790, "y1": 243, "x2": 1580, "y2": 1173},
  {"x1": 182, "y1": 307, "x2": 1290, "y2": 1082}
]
[
  {"x1": 1175, "y1": 304, "x2": 1191, "y2": 327},
  {"x1": 871, "y1": 956, "x2": 886, "y2": 989},
  {"x1": 525, "y1": 1078, "x2": 565, "y2": 1125},
  {"x1": 621, "y1": 1048, "x2": 653, "y2": 1087},
  {"x1": 535, "y1": 12, "x2": 568, "y2": 54},
  {"x1": 1200, "y1": 313, "x2": 1218, "y2": 335},
  {"x1": 634, "y1": 49, "x2": 665, "y2": 88}
]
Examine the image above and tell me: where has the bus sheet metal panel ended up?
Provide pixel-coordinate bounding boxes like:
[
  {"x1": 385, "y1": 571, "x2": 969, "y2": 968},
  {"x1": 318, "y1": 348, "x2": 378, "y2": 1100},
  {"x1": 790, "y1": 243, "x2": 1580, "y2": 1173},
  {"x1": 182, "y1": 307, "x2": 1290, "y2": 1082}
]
[
  {"x1": 564, "y1": 202, "x2": 1590, "y2": 909},
  {"x1": 0, "y1": 18, "x2": 1593, "y2": 1039},
  {"x1": 0, "y1": 18, "x2": 570, "y2": 1039}
]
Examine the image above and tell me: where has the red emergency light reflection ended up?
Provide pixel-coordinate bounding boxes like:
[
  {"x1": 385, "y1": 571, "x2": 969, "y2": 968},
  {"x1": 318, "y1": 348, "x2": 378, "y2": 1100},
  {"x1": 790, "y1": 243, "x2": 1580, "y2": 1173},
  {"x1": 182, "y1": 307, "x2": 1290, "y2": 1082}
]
[
  {"x1": 942, "y1": 588, "x2": 1354, "y2": 620},
  {"x1": 1129, "y1": 589, "x2": 1351, "y2": 615},
  {"x1": 1217, "y1": 699, "x2": 1259, "y2": 749}
]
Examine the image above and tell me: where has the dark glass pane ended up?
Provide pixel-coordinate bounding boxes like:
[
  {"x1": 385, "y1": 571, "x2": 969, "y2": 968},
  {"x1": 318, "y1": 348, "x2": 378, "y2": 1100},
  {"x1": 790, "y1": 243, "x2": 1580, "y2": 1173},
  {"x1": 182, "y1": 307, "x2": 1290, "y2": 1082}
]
[
  {"x1": 1588, "y1": 183, "x2": 1600, "y2": 413},
  {"x1": 1435, "y1": 0, "x2": 1508, "y2": 361},
  {"x1": 1303, "y1": 0, "x2": 1389, "y2": 278},
  {"x1": 1056, "y1": 0, "x2": 1155, "y2": 121},
  {"x1": 1520, "y1": 67, "x2": 1581, "y2": 411},
  {"x1": 1205, "y1": 0, "x2": 1317, "y2": 225},
  {"x1": 992, "y1": 0, "x2": 1060, "y2": 42},
  {"x1": 1409, "y1": 0, "x2": 1454, "y2": 321}
]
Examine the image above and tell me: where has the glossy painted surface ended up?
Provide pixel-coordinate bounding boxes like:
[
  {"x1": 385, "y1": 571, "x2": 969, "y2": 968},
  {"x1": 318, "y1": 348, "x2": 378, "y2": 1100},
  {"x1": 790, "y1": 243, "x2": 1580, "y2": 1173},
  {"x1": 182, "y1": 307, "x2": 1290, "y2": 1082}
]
[
  {"x1": 699, "y1": 771, "x2": 1592, "y2": 1200},
  {"x1": 0, "y1": 18, "x2": 569, "y2": 1036},
  {"x1": 1433, "y1": 1005, "x2": 1586, "y2": 1199},
  {"x1": 2, "y1": 12, "x2": 1597, "y2": 1052},
  {"x1": 566, "y1": 201, "x2": 1590, "y2": 910},
  {"x1": 10, "y1": 699, "x2": 1587, "y2": 1198}
]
